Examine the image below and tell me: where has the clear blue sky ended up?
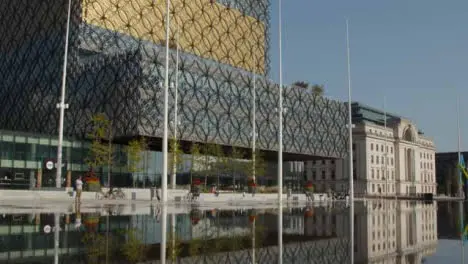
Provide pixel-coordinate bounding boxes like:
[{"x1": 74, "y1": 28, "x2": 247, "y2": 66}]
[{"x1": 267, "y1": 0, "x2": 468, "y2": 152}]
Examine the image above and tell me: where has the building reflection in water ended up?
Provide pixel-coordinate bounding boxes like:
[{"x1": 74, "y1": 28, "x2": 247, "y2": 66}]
[{"x1": 0, "y1": 201, "x2": 439, "y2": 263}]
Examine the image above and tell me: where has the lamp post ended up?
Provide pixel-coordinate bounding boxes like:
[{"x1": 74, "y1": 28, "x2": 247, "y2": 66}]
[
  {"x1": 55, "y1": 0, "x2": 72, "y2": 188},
  {"x1": 278, "y1": 0, "x2": 283, "y2": 203},
  {"x1": 162, "y1": 0, "x2": 171, "y2": 202}
]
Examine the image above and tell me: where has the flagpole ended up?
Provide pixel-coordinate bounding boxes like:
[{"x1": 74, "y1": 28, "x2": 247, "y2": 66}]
[
  {"x1": 161, "y1": 0, "x2": 171, "y2": 202},
  {"x1": 457, "y1": 97, "x2": 463, "y2": 198},
  {"x1": 345, "y1": 18, "x2": 354, "y2": 264},
  {"x1": 171, "y1": 20, "x2": 179, "y2": 189},
  {"x1": 252, "y1": 59, "x2": 257, "y2": 183},
  {"x1": 277, "y1": 0, "x2": 283, "y2": 202},
  {"x1": 384, "y1": 96, "x2": 388, "y2": 198},
  {"x1": 55, "y1": 0, "x2": 72, "y2": 188}
]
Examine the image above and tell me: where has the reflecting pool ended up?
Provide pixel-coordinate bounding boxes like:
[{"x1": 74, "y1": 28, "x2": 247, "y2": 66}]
[{"x1": 0, "y1": 201, "x2": 466, "y2": 263}]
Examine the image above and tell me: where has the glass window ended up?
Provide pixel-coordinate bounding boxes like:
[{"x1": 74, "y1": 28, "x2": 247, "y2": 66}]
[
  {"x1": 70, "y1": 147, "x2": 85, "y2": 164},
  {"x1": 371, "y1": 143, "x2": 373, "y2": 150},
  {"x1": 0, "y1": 141, "x2": 14, "y2": 159},
  {"x1": 36, "y1": 145, "x2": 52, "y2": 160},
  {"x1": 14, "y1": 142, "x2": 30, "y2": 160}
]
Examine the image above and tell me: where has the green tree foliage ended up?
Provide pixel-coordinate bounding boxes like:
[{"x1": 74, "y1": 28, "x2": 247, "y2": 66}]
[
  {"x1": 311, "y1": 84, "x2": 325, "y2": 96},
  {"x1": 189, "y1": 143, "x2": 201, "y2": 185},
  {"x1": 225, "y1": 147, "x2": 248, "y2": 186},
  {"x1": 167, "y1": 229, "x2": 183, "y2": 262},
  {"x1": 86, "y1": 113, "x2": 114, "y2": 172},
  {"x1": 201, "y1": 142, "x2": 216, "y2": 186},
  {"x1": 120, "y1": 229, "x2": 147, "y2": 263},
  {"x1": 249, "y1": 149, "x2": 267, "y2": 180},
  {"x1": 124, "y1": 137, "x2": 148, "y2": 187},
  {"x1": 169, "y1": 137, "x2": 184, "y2": 177},
  {"x1": 210, "y1": 143, "x2": 225, "y2": 186},
  {"x1": 82, "y1": 232, "x2": 108, "y2": 263}
]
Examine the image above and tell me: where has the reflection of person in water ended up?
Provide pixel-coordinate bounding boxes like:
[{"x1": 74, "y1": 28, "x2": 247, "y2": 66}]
[{"x1": 74, "y1": 201, "x2": 82, "y2": 229}]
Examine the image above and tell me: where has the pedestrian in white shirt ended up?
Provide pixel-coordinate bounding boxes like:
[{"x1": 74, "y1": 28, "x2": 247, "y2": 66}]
[{"x1": 75, "y1": 176, "x2": 83, "y2": 203}]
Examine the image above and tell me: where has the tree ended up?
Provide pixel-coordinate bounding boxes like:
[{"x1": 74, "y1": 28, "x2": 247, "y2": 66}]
[
  {"x1": 121, "y1": 229, "x2": 147, "y2": 262},
  {"x1": 226, "y1": 147, "x2": 247, "y2": 187},
  {"x1": 201, "y1": 142, "x2": 217, "y2": 187},
  {"x1": 86, "y1": 113, "x2": 114, "y2": 185},
  {"x1": 293, "y1": 81, "x2": 309, "y2": 89},
  {"x1": 124, "y1": 137, "x2": 148, "y2": 187},
  {"x1": 311, "y1": 84, "x2": 324, "y2": 96},
  {"x1": 249, "y1": 149, "x2": 267, "y2": 181},
  {"x1": 169, "y1": 137, "x2": 184, "y2": 186},
  {"x1": 189, "y1": 143, "x2": 201, "y2": 185},
  {"x1": 210, "y1": 143, "x2": 226, "y2": 186}
]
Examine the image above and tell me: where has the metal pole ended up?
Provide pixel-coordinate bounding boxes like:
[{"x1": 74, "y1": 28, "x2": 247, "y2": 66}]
[
  {"x1": 459, "y1": 201, "x2": 465, "y2": 262},
  {"x1": 162, "y1": 0, "x2": 171, "y2": 202},
  {"x1": 457, "y1": 97, "x2": 463, "y2": 198},
  {"x1": 171, "y1": 213, "x2": 176, "y2": 261},
  {"x1": 278, "y1": 0, "x2": 283, "y2": 202},
  {"x1": 384, "y1": 96, "x2": 388, "y2": 197},
  {"x1": 56, "y1": 0, "x2": 72, "y2": 188},
  {"x1": 160, "y1": 205, "x2": 168, "y2": 264},
  {"x1": 252, "y1": 60, "x2": 257, "y2": 182},
  {"x1": 346, "y1": 19, "x2": 354, "y2": 264},
  {"x1": 278, "y1": 203, "x2": 283, "y2": 264},
  {"x1": 252, "y1": 218, "x2": 256, "y2": 264},
  {"x1": 53, "y1": 213, "x2": 60, "y2": 264},
  {"x1": 171, "y1": 21, "x2": 179, "y2": 190}
]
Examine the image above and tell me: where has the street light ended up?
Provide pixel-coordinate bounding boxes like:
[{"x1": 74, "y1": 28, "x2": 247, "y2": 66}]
[
  {"x1": 278, "y1": 0, "x2": 283, "y2": 203},
  {"x1": 55, "y1": 0, "x2": 72, "y2": 189}
]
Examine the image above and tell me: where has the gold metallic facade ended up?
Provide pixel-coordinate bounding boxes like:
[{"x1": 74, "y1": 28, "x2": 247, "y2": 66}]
[{"x1": 82, "y1": 0, "x2": 266, "y2": 74}]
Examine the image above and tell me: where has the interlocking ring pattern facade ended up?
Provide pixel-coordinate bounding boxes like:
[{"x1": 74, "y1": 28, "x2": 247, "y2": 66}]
[{"x1": 0, "y1": 0, "x2": 348, "y2": 159}]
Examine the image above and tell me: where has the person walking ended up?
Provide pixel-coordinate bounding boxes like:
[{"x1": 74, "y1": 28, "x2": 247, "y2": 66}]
[{"x1": 75, "y1": 176, "x2": 83, "y2": 203}]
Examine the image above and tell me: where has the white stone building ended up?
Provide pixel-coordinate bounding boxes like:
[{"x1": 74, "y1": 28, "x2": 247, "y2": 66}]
[{"x1": 306, "y1": 103, "x2": 437, "y2": 197}]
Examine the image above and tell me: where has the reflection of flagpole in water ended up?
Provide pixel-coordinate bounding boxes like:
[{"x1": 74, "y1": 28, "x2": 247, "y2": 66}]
[
  {"x1": 459, "y1": 201, "x2": 465, "y2": 263},
  {"x1": 54, "y1": 212, "x2": 60, "y2": 264},
  {"x1": 160, "y1": 205, "x2": 168, "y2": 264},
  {"x1": 252, "y1": 216, "x2": 256, "y2": 264},
  {"x1": 278, "y1": 204, "x2": 283, "y2": 264},
  {"x1": 349, "y1": 196, "x2": 354, "y2": 263},
  {"x1": 171, "y1": 213, "x2": 176, "y2": 261}
]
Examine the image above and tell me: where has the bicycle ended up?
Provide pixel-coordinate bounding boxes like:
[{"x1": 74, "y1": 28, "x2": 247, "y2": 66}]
[{"x1": 95, "y1": 188, "x2": 126, "y2": 200}]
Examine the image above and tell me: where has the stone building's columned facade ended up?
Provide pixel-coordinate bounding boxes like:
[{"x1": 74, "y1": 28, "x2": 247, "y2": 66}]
[{"x1": 306, "y1": 103, "x2": 436, "y2": 197}]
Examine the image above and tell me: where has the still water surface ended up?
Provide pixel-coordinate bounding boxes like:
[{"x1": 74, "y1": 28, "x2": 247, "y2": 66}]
[{"x1": 0, "y1": 201, "x2": 466, "y2": 263}]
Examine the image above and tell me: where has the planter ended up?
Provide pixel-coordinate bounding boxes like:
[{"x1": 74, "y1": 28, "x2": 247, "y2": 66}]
[
  {"x1": 304, "y1": 182, "x2": 314, "y2": 193},
  {"x1": 86, "y1": 181, "x2": 101, "y2": 192}
]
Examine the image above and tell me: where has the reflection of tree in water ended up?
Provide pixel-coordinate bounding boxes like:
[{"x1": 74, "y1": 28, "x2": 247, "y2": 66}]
[
  {"x1": 82, "y1": 232, "x2": 108, "y2": 263},
  {"x1": 80, "y1": 215, "x2": 148, "y2": 263},
  {"x1": 120, "y1": 228, "x2": 148, "y2": 263},
  {"x1": 185, "y1": 208, "x2": 268, "y2": 261},
  {"x1": 167, "y1": 227, "x2": 183, "y2": 263}
]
